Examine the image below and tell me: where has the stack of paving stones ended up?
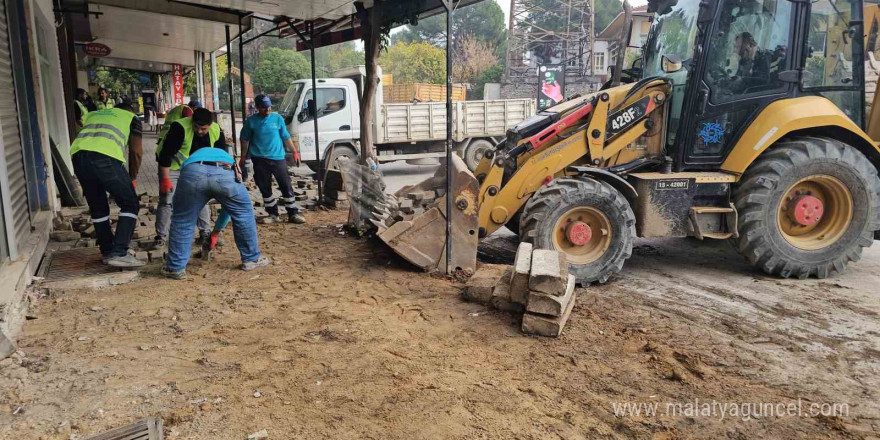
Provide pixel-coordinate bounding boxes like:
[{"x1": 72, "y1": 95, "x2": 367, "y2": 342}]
[
  {"x1": 49, "y1": 195, "x2": 166, "y2": 263},
  {"x1": 245, "y1": 167, "x2": 324, "y2": 219},
  {"x1": 463, "y1": 243, "x2": 578, "y2": 337},
  {"x1": 48, "y1": 168, "x2": 326, "y2": 259},
  {"x1": 322, "y1": 169, "x2": 350, "y2": 209},
  {"x1": 372, "y1": 184, "x2": 447, "y2": 229}
]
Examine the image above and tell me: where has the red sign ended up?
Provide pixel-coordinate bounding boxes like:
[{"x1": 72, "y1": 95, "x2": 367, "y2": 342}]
[
  {"x1": 172, "y1": 64, "x2": 184, "y2": 106},
  {"x1": 84, "y1": 42, "x2": 111, "y2": 58}
]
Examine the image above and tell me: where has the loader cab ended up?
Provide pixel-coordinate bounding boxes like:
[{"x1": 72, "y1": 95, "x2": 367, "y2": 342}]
[{"x1": 642, "y1": 0, "x2": 865, "y2": 171}]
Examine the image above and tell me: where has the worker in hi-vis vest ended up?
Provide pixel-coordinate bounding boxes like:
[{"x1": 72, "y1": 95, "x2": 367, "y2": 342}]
[
  {"x1": 69, "y1": 97, "x2": 145, "y2": 267},
  {"x1": 156, "y1": 100, "x2": 198, "y2": 146},
  {"x1": 155, "y1": 107, "x2": 226, "y2": 249},
  {"x1": 73, "y1": 88, "x2": 90, "y2": 131},
  {"x1": 96, "y1": 87, "x2": 116, "y2": 110},
  {"x1": 153, "y1": 100, "x2": 204, "y2": 249}
]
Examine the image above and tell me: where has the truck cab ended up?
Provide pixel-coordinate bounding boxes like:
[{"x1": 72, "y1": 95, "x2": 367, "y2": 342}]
[{"x1": 278, "y1": 77, "x2": 362, "y2": 164}]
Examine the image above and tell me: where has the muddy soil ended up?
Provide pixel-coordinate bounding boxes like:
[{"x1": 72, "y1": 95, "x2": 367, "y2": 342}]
[{"x1": 1, "y1": 209, "x2": 878, "y2": 439}]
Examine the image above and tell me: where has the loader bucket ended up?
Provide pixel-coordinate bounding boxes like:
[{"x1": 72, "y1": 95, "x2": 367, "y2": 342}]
[{"x1": 338, "y1": 155, "x2": 480, "y2": 275}]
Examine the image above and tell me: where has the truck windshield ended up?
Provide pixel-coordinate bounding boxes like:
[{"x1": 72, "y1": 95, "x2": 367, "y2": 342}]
[
  {"x1": 642, "y1": 0, "x2": 701, "y2": 81},
  {"x1": 279, "y1": 83, "x2": 304, "y2": 118}
]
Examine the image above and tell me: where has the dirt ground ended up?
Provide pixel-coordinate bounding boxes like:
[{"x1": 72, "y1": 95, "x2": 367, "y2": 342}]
[{"x1": 2, "y1": 208, "x2": 879, "y2": 439}]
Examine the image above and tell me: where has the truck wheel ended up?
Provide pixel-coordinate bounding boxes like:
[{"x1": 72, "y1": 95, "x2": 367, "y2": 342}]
[
  {"x1": 520, "y1": 177, "x2": 636, "y2": 284},
  {"x1": 324, "y1": 145, "x2": 359, "y2": 171},
  {"x1": 464, "y1": 139, "x2": 494, "y2": 172},
  {"x1": 732, "y1": 137, "x2": 880, "y2": 278}
]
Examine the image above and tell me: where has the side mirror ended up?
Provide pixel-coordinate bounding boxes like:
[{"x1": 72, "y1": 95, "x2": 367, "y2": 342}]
[
  {"x1": 661, "y1": 55, "x2": 683, "y2": 73},
  {"x1": 297, "y1": 111, "x2": 307, "y2": 123}
]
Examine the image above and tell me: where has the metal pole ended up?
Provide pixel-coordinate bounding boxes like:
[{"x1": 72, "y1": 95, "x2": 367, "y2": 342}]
[
  {"x1": 210, "y1": 51, "x2": 220, "y2": 112},
  {"x1": 444, "y1": 0, "x2": 454, "y2": 274},
  {"x1": 195, "y1": 51, "x2": 205, "y2": 104},
  {"x1": 238, "y1": 17, "x2": 247, "y2": 124},
  {"x1": 226, "y1": 25, "x2": 238, "y2": 156},
  {"x1": 310, "y1": 21, "x2": 323, "y2": 202}
]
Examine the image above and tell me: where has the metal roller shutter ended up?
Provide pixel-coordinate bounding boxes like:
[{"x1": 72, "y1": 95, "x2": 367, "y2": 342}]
[{"x1": 0, "y1": 0, "x2": 29, "y2": 256}]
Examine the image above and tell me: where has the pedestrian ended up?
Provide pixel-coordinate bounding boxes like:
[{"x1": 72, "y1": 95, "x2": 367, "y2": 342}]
[
  {"x1": 153, "y1": 100, "x2": 206, "y2": 249},
  {"x1": 161, "y1": 115, "x2": 269, "y2": 279},
  {"x1": 69, "y1": 97, "x2": 145, "y2": 267},
  {"x1": 74, "y1": 88, "x2": 90, "y2": 131},
  {"x1": 96, "y1": 87, "x2": 116, "y2": 110},
  {"x1": 154, "y1": 107, "x2": 222, "y2": 248},
  {"x1": 239, "y1": 94, "x2": 305, "y2": 224}
]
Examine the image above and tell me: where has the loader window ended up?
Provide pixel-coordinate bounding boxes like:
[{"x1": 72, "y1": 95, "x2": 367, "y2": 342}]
[
  {"x1": 703, "y1": 0, "x2": 793, "y2": 104},
  {"x1": 804, "y1": 0, "x2": 858, "y2": 89}
]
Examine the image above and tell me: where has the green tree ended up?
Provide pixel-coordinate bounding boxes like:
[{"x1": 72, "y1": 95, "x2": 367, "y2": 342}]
[
  {"x1": 378, "y1": 42, "x2": 447, "y2": 84},
  {"x1": 183, "y1": 55, "x2": 227, "y2": 97},
  {"x1": 252, "y1": 47, "x2": 311, "y2": 94},
  {"x1": 91, "y1": 67, "x2": 147, "y2": 98},
  {"x1": 392, "y1": 1, "x2": 507, "y2": 61},
  {"x1": 595, "y1": 0, "x2": 624, "y2": 33},
  {"x1": 473, "y1": 63, "x2": 503, "y2": 99}
]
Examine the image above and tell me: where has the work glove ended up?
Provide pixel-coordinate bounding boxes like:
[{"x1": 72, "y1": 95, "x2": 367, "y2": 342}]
[
  {"x1": 210, "y1": 230, "x2": 220, "y2": 250},
  {"x1": 293, "y1": 150, "x2": 302, "y2": 167},
  {"x1": 131, "y1": 179, "x2": 137, "y2": 191},
  {"x1": 159, "y1": 177, "x2": 173, "y2": 195}
]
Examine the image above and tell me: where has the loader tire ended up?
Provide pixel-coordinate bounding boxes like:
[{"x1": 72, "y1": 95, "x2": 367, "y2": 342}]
[
  {"x1": 520, "y1": 177, "x2": 636, "y2": 284},
  {"x1": 732, "y1": 137, "x2": 880, "y2": 279}
]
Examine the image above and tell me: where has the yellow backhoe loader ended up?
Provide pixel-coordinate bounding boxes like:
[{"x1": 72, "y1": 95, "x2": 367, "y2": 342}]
[{"x1": 361, "y1": 0, "x2": 880, "y2": 284}]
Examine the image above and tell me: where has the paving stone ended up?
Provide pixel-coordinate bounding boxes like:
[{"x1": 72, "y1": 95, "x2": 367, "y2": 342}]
[
  {"x1": 522, "y1": 289, "x2": 577, "y2": 337},
  {"x1": 50, "y1": 231, "x2": 82, "y2": 242},
  {"x1": 510, "y1": 242, "x2": 533, "y2": 305},
  {"x1": 529, "y1": 249, "x2": 569, "y2": 296},
  {"x1": 527, "y1": 275, "x2": 575, "y2": 316},
  {"x1": 464, "y1": 264, "x2": 508, "y2": 305},
  {"x1": 399, "y1": 199, "x2": 414, "y2": 209},
  {"x1": 491, "y1": 268, "x2": 524, "y2": 313}
]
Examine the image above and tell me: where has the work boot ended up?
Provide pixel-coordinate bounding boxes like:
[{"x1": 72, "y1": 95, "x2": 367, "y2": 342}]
[
  {"x1": 288, "y1": 213, "x2": 306, "y2": 224},
  {"x1": 261, "y1": 215, "x2": 279, "y2": 225},
  {"x1": 103, "y1": 254, "x2": 146, "y2": 268},
  {"x1": 241, "y1": 256, "x2": 271, "y2": 271},
  {"x1": 152, "y1": 237, "x2": 167, "y2": 251},
  {"x1": 162, "y1": 266, "x2": 186, "y2": 280}
]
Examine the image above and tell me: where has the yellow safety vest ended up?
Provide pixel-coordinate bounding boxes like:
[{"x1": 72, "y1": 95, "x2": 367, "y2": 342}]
[
  {"x1": 157, "y1": 104, "x2": 190, "y2": 149},
  {"x1": 96, "y1": 98, "x2": 115, "y2": 110},
  {"x1": 75, "y1": 100, "x2": 88, "y2": 120},
  {"x1": 70, "y1": 108, "x2": 135, "y2": 163},
  {"x1": 168, "y1": 118, "x2": 221, "y2": 170},
  {"x1": 74, "y1": 100, "x2": 89, "y2": 133}
]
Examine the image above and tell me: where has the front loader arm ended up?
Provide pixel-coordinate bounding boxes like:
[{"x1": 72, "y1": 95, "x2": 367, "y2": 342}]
[{"x1": 477, "y1": 81, "x2": 670, "y2": 237}]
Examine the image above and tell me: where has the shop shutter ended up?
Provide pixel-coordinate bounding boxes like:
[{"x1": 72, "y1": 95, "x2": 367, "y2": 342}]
[{"x1": 0, "y1": 0, "x2": 30, "y2": 256}]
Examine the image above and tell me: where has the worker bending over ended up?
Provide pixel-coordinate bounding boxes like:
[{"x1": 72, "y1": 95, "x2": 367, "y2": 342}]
[
  {"x1": 162, "y1": 111, "x2": 268, "y2": 279},
  {"x1": 154, "y1": 105, "x2": 221, "y2": 249},
  {"x1": 69, "y1": 98, "x2": 144, "y2": 267},
  {"x1": 239, "y1": 94, "x2": 305, "y2": 224}
]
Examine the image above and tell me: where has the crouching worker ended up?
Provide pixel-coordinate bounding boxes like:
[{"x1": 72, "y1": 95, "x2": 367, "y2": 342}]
[
  {"x1": 161, "y1": 109, "x2": 270, "y2": 279},
  {"x1": 70, "y1": 98, "x2": 145, "y2": 267}
]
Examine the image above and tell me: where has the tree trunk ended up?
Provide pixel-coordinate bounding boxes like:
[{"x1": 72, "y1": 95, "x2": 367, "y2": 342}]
[
  {"x1": 359, "y1": 1, "x2": 382, "y2": 165},
  {"x1": 611, "y1": 0, "x2": 632, "y2": 87}
]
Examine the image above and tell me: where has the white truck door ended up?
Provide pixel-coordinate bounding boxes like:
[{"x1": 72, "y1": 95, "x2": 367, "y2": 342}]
[{"x1": 297, "y1": 86, "x2": 353, "y2": 161}]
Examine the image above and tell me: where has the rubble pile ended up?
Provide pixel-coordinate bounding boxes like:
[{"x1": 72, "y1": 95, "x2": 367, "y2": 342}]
[{"x1": 464, "y1": 243, "x2": 578, "y2": 337}]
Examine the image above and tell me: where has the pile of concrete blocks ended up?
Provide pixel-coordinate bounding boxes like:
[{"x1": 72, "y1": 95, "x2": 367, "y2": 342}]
[
  {"x1": 464, "y1": 243, "x2": 578, "y2": 337},
  {"x1": 245, "y1": 167, "x2": 323, "y2": 215},
  {"x1": 323, "y1": 169, "x2": 350, "y2": 209}
]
